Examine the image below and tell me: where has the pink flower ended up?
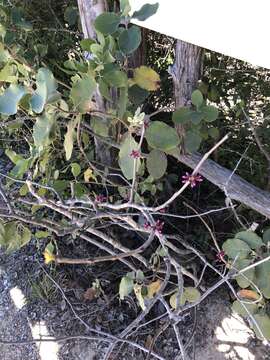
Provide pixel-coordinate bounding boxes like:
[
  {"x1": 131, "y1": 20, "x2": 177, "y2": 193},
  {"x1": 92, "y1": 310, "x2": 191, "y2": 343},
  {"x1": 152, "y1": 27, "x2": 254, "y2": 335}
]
[
  {"x1": 144, "y1": 220, "x2": 164, "y2": 234},
  {"x1": 130, "y1": 149, "x2": 141, "y2": 159},
  {"x1": 144, "y1": 222, "x2": 151, "y2": 230},
  {"x1": 154, "y1": 220, "x2": 164, "y2": 234},
  {"x1": 95, "y1": 194, "x2": 107, "y2": 203},
  {"x1": 182, "y1": 172, "x2": 203, "y2": 188},
  {"x1": 216, "y1": 250, "x2": 225, "y2": 262}
]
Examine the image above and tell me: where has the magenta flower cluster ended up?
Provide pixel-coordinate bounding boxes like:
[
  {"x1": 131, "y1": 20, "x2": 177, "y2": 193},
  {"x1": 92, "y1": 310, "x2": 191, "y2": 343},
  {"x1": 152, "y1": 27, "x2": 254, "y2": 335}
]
[
  {"x1": 130, "y1": 149, "x2": 141, "y2": 159},
  {"x1": 95, "y1": 194, "x2": 107, "y2": 203},
  {"x1": 144, "y1": 220, "x2": 164, "y2": 234},
  {"x1": 182, "y1": 172, "x2": 203, "y2": 188}
]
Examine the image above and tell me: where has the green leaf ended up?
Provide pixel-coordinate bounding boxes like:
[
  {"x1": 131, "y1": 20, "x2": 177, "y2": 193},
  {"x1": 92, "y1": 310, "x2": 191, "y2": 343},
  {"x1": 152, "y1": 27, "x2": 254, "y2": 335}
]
[
  {"x1": 262, "y1": 228, "x2": 270, "y2": 244},
  {"x1": 71, "y1": 163, "x2": 81, "y2": 177},
  {"x1": 30, "y1": 68, "x2": 59, "y2": 114},
  {"x1": 119, "y1": 275, "x2": 134, "y2": 300},
  {"x1": 202, "y1": 105, "x2": 219, "y2": 122},
  {"x1": 10, "y1": 158, "x2": 30, "y2": 179},
  {"x1": 190, "y1": 111, "x2": 204, "y2": 125},
  {"x1": 145, "y1": 121, "x2": 180, "y2": 151},
  {"x1": 172, "y1": 107, "x2": 193, "y2": 125},
  {"x1": 184, "y1": 287, "x2": 201, "y2": 303},
  {"x1": 64, "y1": 6, "x2": 78, "y2": 26},
  {"x1": 1, "y1": 222, "x2": 32, "y2": 252},
  {"x1": 33, "y1": 112, "x2": 55, "y2": 150},
  {"x1": 169, "y1": 291, "x2": 186, "y2": 309},
  {"x1": 146, "y1": 149, "x2": 167, "y2": 179},
  {"x1": 132, "y1": 3, "x2": 159, "y2": 21},
  {"x1": 91, "y1": 117, "x2": 109, "y2": 137},
  {"x1": 64, "y1": 120, "x2": 76, "y2": 160},
  {"x1": 133, "y1": 66, "x2": 160, "y2": 91},
  {"x1": 19, "y1": 184, "x2": 28, "y2": 196},
  {"x1": 70, "y1": 74, "x2": 96, "y2": 113},
  {"x1": 232, "y1": 300, "x2": 258, "y2": 318},
  {"x1": 35, "y1": 231, "x2": 50, "y2": 239},
  {"x1": 118, "y1": 86, "x2": 128, "y2": 119},
  {"x1": 80, "y1": 38, "x2": 95, "y2": 52},
  {"x1": 185, "y1": 131, "x2": 202, "y2": 153},
  {"x1": 104, "y1": 70, "x2": 127, "y2": 88},
  {"x1": 235, "y1": 231, "x2": 263, "y2": 250},
  {"x1": 94, "y1": 12, "x2": 121, "y2": 35},
  {"x1": 119, "y1": 25, "x2": 141, "y2": 55},
  {"x1": 118, "y1": 134, "x2": 141, "y2": 180},
  {"x1": 252, "y1": 314, "x2": 270, "y2": 340},
  {"x1": 0, "y1": 84, "x2": 26, "y2": 115},
  {"x1": 98, "y1": 78, "x2": 112, "y2": 102},
  {"x1": 0, "y1": 63, "x2": 17, "y2": 83},
  {"x1": 129, "y1": 85, "x2": 149, "y2": 106},
  {"x1": 222, "y1": 238, "x2": 251, "y2": 260},
  {"x1": 234, "y1": 259, "x2": 255, "y2": 288},
  {"x1": 5, "y1": 149, "x2": 23, "y2": 164},
  {"x1": 191, "y1": 90, "x2": 203, "y2": 108},
  {"x1": 52, "y1": 180, "x2": 69, "y2": 193},
  {"x1": 255, "y1": 256, "x2": 270, "y2": 298},
  {"x1": 208, "y1": 127, "x2": 219, "y2": 139},
  {"x1": 120, "y1": 0, "x2": 131, "y2": 16}
]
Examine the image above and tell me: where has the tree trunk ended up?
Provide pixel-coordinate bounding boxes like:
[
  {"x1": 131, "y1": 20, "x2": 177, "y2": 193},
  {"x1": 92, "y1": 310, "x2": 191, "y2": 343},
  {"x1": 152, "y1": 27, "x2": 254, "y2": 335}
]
[
  {"x1": 171, "y1": 40, "x2": 203, "y2": 108},
  {"x1": 77, "y1": 0, "x2": 112, "y2": 166},
  {"x1": 172, "y1": 39, "x2": 270, "y2": 218}
]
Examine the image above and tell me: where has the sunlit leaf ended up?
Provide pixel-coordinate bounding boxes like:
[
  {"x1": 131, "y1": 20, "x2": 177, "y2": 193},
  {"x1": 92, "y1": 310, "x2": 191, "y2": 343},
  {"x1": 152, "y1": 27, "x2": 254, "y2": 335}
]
[
  {"x1": 133, "y1": 66, "x2": 160, "y2": 91},
  {"x1": 0, "y1": 84, "x2": 26, "y2": 115},
  {"x1": 119, "y1": 275, "x2": 134, "y2": 300},
  {"x1": 30, "y1": 68, "x2": 59, "y2": 113}
]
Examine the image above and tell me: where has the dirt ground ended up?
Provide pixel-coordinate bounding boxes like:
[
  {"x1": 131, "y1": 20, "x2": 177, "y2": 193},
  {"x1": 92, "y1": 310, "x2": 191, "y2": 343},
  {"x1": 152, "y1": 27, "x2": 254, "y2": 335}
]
[{"x1": 1, "y1": 242, "x2": 270, "y2": 360}]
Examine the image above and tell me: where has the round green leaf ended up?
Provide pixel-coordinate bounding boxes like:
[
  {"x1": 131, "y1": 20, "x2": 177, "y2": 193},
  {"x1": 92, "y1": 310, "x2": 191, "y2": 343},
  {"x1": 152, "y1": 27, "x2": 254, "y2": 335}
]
[
  {"x1": 184, "y1": 287, "x2": 201, "y2": 303},
  {"x1": 169, "y1": 291, "x2": 186, "y2": 309},
  {"x1": 145, "y1": 121, "x2": 180, "y2": 151},
  {"x1": 146, "y1": 149, "x2": 167, "y2": 179},
  {"x1": 30, "y1": 68, "x2": 59, "y2": 114},
  {"x1": 255, "y1": 256, "x2": 270, "y2": 298},
  {"x1": 64, "y1": 6, "x2": 78, "y2": 26},
  {"x1": 208, "y1": 127, "x2": 219, "y2": 139},
  {"x1": 184, "y1": 131, "x2": 202, "y2": 153},
  {"x1": 119, "y1": 25, "x2": 141, "y2": 55},
  {"x1": 232, "y1": 300, "x2": 258, "y2": 318},
  {"x1": 172, "y1": 107, "x2": 193, "y2": 124},
  {"x1": 262, "y1": 228, "x2": 270, "y2": 244},
  {"x1": 252, "y1": 314, "x2": 270, "y2": 340},
  {"x1": 71, "y1": 163, "x2": 81, "y2": 177},
  {"x1": 0, "y1": 84, "x2": 26, "y2": 115},
  {"x1": 118, "y1": 134, "x2": 140, "y2": 179},
  {"x1": 234, "y1": 259, "x2": 255, "y2": 288},
  {"x1": 94, "y1": 13, "x2": 121, "y2": 35},
  {"x1": 235, "y1": 231, "x2": 263, "y2": 250},
  {"x1": 190, "y1": 111, "x2": 204, "y2": 125},
  {"x1": 70, "y1": 73, "x2": 96, "y2": 113},
  {"x1": 132, "y1": 3, "x2": 159, "y2": 21},
  {"x1": 129, "y1": 85, "x2": 149, "y2": 106},
  {"x1": 191, "y1": 89, "x2": 203, "y2": 108},
  {"x1": 222, "y1": 238, "x2": 251, "y2": 260},
  {"x1": 202, "y1": 105, "x2": 219, "y2": 122},
  {"x1": 104, "y1": 70, "x2": 127, "y2": 88}
]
